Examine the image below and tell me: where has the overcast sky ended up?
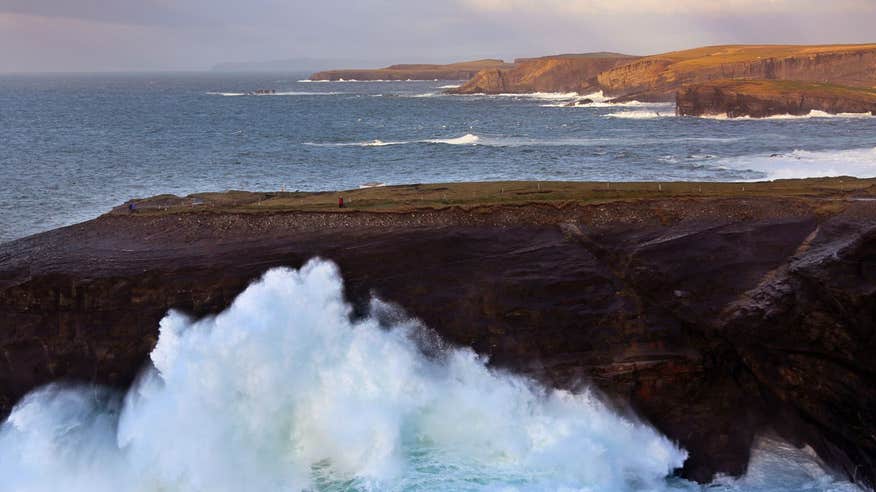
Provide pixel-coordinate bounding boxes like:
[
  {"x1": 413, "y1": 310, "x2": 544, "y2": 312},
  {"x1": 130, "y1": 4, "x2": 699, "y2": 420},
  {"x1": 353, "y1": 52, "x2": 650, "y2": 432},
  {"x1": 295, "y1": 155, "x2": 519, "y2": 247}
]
[{"x1": 2, "y1": 0, "x2": 875, "y2": 72}]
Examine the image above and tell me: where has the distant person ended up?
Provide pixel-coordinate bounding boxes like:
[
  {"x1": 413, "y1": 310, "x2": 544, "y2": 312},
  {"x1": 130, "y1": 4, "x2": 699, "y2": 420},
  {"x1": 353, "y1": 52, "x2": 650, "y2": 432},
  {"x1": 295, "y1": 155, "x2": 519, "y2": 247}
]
[
  {"x1": 338, "y1": 197, "x2": 345, "y2": 208},
  {"x1": 128, "y1": 202, "x2": 136, "y2": 213}
]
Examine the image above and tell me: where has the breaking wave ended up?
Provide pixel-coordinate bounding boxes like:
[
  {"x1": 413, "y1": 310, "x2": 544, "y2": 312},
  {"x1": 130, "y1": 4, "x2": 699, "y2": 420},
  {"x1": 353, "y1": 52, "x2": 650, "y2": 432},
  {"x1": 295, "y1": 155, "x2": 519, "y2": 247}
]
[
  {"x1": 699, "y1": 110, "x2": 873, "y2": 120},
  {"x1": 304, "y1": 133, "x2": 481, "y2": 147},
  {"x1": 0, "y1": 260, "x2": 864, "y2": 491},
  {"x1": 606, "y1": 110, "x2": 675, "y2": 119},
  {"x1": 539, "y1": 91, "x2": 673, "y2": 109},
  {"x1": 206, "y1": 91, "x2": 344, "y2": 97},
  {"x1": 717, "y1": 146, "x2": 876, "y2": 180},
  {"x1": 0, "y1": 260, "x2": 686, "y2": 491}
]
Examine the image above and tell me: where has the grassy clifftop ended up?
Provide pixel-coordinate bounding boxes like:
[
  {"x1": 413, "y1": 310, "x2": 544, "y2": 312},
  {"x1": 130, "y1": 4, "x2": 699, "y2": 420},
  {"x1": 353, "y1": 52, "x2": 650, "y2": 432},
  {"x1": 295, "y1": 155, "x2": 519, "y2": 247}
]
[
  {"x1": 110, "y1": 178, "x2": 876, "y2": 217},
  {"x1": 309, "y1": 59, "x2": 512, "y2": 81}
]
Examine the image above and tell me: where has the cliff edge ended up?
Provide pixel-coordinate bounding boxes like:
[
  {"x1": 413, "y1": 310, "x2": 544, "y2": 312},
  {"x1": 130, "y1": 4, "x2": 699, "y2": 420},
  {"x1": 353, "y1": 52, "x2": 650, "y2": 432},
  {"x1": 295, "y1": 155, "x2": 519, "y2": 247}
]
[
  {"x1": 676, "y1": 79, "x2": 876, "y2": 118},
  {"x1": 1, "y1": 180, "x2": 876, "y2": 486},
  {"x1": 308, "y1": 59, "x2": 512, "y2": 81},
  {"x1": 598, "y1": 44, "x2": 876, "y2": 101},
  {"x1": 449, "y1": 53, "x2": 638, "y2": 94}
]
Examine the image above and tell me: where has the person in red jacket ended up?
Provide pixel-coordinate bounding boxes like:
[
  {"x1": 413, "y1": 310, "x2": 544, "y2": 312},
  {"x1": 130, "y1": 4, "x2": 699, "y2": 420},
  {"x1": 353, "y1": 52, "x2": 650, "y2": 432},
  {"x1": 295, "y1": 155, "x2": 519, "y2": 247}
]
[{"x1": 338, "y1": 196, "x2": 345, "y2": 208}]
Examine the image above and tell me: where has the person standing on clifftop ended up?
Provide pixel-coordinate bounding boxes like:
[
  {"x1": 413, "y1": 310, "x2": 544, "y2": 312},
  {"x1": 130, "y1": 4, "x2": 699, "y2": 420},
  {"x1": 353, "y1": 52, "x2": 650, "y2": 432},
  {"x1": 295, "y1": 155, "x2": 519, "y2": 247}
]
[{"x1": 338, "y1": 196, "x2": 345, "y2": 208}]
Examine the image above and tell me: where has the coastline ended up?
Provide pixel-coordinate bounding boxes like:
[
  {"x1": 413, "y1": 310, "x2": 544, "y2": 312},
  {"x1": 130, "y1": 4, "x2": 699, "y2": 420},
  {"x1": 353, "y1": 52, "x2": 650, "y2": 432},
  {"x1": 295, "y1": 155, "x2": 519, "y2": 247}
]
[{"x1": 2, "y1": 178, "x2": 875, "y2": 485}]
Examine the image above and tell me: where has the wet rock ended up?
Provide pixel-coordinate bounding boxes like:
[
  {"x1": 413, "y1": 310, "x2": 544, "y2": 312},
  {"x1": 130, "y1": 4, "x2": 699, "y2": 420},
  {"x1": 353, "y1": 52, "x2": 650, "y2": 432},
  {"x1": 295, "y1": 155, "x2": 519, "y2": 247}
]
[{"x1": 0, "y1": 196, "x2": 874, "y2": 487}]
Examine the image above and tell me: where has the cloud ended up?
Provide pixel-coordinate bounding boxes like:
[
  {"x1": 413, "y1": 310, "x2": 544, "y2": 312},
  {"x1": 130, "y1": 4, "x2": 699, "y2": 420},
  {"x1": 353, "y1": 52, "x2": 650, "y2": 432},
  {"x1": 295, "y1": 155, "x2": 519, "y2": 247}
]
[
  {"x1": 1, "y1": 0, "x2": 875, "y2": 72},
  {"x1": 0, "y1": 0, "x2": 201, "y2": 26},
  {"x1": 459, "y1": 0, "x2": 876, "y2": 15}
]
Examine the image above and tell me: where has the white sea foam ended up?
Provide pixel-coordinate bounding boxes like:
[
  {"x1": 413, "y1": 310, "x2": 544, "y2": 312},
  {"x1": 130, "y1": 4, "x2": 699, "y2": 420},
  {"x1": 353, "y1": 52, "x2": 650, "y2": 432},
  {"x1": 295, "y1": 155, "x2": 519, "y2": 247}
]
[
  {"x1": 305, "y1": 133, "x2": 481, "y2": 147},
  {"x1": 206, "y1": 91, "x2": 344, "y2": 97},
  {"x1": 699, "y1": 110, "x2": 873, "y2": 120},
  {"x1": 538, "y1": 91, "x2": 672, "y2": 109},
  {"x1": 438, "y1": 84, "x2": 461, "y2": 89},
  {"x1": 0, "y1": 260, "x2": 864, "y2": 491},
  {"x1": 425, "y1": 133, "x2": 480, "y2": 145},
  {"x1": 717, "y1": 147, "x2": 876, "y2": 180},
  {"x1": 0, "y1": 260, "x2": 686, "y2": 491},
  {"x1": 708, "y1": 435, "x2": 862, "y2": 492},
  {"x1": 606, "y1": 110, "x2": 675, "y2": 119}
]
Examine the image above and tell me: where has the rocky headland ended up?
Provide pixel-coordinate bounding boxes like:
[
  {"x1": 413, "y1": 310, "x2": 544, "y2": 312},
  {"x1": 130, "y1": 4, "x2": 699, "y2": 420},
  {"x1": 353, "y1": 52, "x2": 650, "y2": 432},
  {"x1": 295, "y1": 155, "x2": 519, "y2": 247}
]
[
  {"x1": 443, "y1": 44, "x2": 876, "y2": 116},
  {"x1": 308, "y1": 59, "x2": 512, "y2": 81},
  {"x1": 1, "y1": 179, "x2": 875, "y2": 486},
  {"x1": 448, "y1": 53, "x2": 638, "y2": 94},
  {"x1": 676, "y1": 79, "x2": 876, "y2": 118},
  {"x1": 597, "y1": 43, "x2": 876, "y2": 101}
]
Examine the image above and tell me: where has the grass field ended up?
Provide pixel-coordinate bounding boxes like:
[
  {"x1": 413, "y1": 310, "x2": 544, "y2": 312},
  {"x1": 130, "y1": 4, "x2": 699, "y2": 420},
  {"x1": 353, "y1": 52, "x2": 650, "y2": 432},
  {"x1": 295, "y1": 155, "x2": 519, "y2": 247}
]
[{"x1": 111, "y1": 178, "x2": 876, "y2": 217}]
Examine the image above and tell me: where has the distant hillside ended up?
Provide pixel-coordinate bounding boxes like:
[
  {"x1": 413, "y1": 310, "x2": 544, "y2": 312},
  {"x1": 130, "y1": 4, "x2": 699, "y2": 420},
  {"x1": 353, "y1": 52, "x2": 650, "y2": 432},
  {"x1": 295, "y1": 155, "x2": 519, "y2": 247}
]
[
  {"x1": 598, "y1": 44, "x2": 876, "y2": 101},
  {"x1": 448, "y1": 44, "x2": 876, "y2": 101},
  {"x1": 308, "y1": 59, "x2": 513, "y2": 81},
  {"x1": 449, "y1": 53, "x2": 638, "y2": 94}
]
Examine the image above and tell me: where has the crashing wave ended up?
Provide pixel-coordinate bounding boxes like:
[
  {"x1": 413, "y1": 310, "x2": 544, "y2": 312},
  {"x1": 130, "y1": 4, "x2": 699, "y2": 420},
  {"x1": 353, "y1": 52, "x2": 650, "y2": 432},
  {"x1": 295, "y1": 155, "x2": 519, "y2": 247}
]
[
  {"x1": 606, "y1": 110, "x2": 675, "y2": 119},
  {"x1": 714, "y1": 146, "x2": 876, "y2": 180},
  {"x1": 0, "y1": 260, "x2": 686, "y2": 491},
  {"x1": 305, "y1": 133, "x2": 481, "y2": 147},
  {"x1": 699, "y1": 110, "x2": 873, "y2": 120},
  {"x1": 0, "y1": 260, "x2": 864, "y2": 491}
]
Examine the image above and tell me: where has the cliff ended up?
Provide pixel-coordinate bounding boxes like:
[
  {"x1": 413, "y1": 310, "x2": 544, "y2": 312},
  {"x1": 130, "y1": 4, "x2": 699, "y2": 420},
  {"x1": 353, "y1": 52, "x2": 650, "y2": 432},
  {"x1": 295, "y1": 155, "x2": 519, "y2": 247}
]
[
  {"x1": 676, "y1": 80, "x2": 876, "y2": 118},
  {"x1": 597, "y1": 44, "x2": 876, "y2": 101},
  {"x1": 308, "y1": 59, "x2": 512, "y2": 81},
  {"x1": 2, "y1": 179, "x2": 876, "y2": 486},
  {"x1": 448, "y1": 53, "x2": 638, "y2": 94}
]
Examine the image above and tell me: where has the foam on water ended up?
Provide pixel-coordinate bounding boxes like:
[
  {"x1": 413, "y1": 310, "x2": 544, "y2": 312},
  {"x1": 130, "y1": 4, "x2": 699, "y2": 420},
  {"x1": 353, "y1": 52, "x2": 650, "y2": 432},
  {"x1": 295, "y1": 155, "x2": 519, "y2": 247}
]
[
  {"x1": 1, "y1": 260, "x2": 686, "y2": 491},
  {"x1": 206, "y1": 91, "x2": 344, "y2": 96},
  {"x1": 305, "y1": 133, "x2": 480, "y2": 147},
  {"x1": 0, "y1": 260, "x2": 865, "y2": 492},
  {"x1": 538, "y1": 91, "x2": 672, "y2": 109},
  {"x1": 606, "y1": 110, "x2": 675, "y2": 119},
  {"x1": 716, "y1": 146, "x2": 876, "y2": 180},
  {"x1": 699, "y1": 110, "x2": 873, "y2": 120}
]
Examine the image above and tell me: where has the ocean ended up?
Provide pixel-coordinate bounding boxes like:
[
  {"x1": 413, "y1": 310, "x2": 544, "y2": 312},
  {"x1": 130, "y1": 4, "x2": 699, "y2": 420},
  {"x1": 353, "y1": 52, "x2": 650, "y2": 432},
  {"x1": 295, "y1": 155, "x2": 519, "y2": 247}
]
[
  {"x1": 0, "y1": 73, "x2": 872, "y2": 491},
  {"x1": 1, "y1": 72, "x2": 875, "y2": 243}
]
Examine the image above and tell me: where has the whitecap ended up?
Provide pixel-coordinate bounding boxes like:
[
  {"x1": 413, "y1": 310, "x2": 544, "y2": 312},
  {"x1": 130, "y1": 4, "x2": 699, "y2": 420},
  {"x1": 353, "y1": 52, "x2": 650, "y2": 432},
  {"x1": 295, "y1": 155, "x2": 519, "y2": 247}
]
[
  {"x1": 699, "y1": 110, "x2": 873, "y2": 120},
  {"x1": 606, "y1": 110, "x2": 675, "y2": 119},
  {"x1": 714, "y1": 146, "x2": 876, "y2": 180},
  {"x1": 304, "y1": 134, "x2": 481, "y2": 147},
  {"x1": 425, "y1": 133, "x2": 480, "y2": 145}
]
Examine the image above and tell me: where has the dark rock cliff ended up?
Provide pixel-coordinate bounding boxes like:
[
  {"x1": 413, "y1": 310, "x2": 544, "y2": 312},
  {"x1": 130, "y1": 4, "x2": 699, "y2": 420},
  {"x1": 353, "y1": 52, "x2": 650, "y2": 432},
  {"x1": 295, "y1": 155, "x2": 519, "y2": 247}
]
[
  {"x1": 598, "y1": 44, "x2": 876, "y2": 101},
  {"x1": 449, "y1": 53, "x2": 638, "y2": 94},
  {"x1": 676, "y1": 80, "x2": 876, "y2": 118},
  {"x1": 1, "y1": 195, "x2": 875, "y2": 486}
]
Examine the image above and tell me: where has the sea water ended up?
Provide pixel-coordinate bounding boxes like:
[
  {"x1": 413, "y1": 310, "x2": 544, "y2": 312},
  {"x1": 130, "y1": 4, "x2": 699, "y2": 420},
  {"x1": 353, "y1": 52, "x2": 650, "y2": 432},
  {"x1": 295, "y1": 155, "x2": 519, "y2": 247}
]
[
  {"x1": 0, "y1": 260, "x2": 864, "y2": 491},
  {"x1": 1, "y1": 73, "x2": 876, "y2": 242},
  {"x1": 0, "y1": 74, "x2": 873, "y2": 490}
]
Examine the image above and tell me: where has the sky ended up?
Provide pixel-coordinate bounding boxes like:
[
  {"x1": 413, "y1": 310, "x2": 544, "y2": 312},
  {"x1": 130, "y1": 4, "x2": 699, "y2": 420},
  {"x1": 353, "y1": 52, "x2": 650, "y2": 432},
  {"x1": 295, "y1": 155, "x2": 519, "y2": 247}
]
[{"x1": 1, "y1": 0, "x2": 875, "y2": 72}]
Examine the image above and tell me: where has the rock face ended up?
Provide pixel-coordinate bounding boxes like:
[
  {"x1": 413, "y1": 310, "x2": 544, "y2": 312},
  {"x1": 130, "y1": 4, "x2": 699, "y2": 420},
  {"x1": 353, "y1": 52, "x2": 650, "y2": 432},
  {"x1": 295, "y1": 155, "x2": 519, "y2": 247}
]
[
  {"x1": 676, "y1": 80, "x2": 876, "y2": 118},
  {"x1": 1, "y1": 192, "x2": 876, "y2": 487},
  {"x1": 597, "y1": 44, "x2": 876, "y2": 101},
  {"x1": 448, "y1": 53, "x2": 638, "y2": 94},
  {"x1": 308, "y1": 59, "x2": 512, "y2": 81}
]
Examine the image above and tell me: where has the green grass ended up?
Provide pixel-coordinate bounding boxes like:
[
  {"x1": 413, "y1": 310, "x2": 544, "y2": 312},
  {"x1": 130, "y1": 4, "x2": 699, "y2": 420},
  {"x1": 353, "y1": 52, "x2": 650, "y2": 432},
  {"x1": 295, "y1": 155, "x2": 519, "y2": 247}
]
[{"x1": 109, "y1": 178, "x2": 876, "y2": 217}]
